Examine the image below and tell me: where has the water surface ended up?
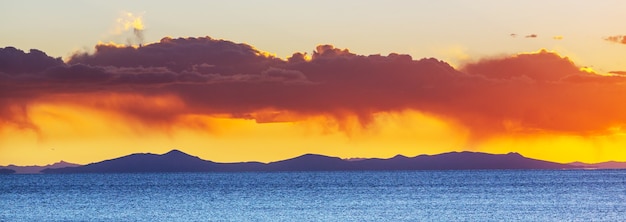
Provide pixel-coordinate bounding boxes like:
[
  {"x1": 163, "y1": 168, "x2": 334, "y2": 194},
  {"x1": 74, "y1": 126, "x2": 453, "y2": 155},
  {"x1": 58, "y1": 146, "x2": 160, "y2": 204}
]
[{"x1": 2, "y1": 170, "x2": 625, "y2": 221}]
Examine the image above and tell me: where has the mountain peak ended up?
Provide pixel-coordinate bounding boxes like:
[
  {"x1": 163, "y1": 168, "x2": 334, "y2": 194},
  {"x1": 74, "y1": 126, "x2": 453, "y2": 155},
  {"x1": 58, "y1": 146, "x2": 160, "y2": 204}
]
[
  {"x1": 506, "y1": 152, "x2": 523, "y2": 156},
  {"x1": 163, "y1": 149, "x2": 188, "y2": 156},
  {"x1": 160, "y1": 149, "x2": 203, "y2": 162},
  {"x1": 391, "y1": 154, "x2": 409, "y2": 159},
  {"x1": 47, "y1": 160, "x2": 80, "y2": 168}
]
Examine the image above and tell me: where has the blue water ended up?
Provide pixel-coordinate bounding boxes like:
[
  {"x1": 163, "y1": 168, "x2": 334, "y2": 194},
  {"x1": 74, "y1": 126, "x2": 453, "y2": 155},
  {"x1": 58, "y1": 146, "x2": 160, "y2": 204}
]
[{"x1": 1, "y1": 170, "x2": 626, "y2": 221}]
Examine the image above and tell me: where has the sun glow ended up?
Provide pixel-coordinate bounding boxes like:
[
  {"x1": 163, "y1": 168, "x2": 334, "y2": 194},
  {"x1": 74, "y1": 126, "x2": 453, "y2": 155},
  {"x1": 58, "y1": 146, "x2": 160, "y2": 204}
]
[
  {"x1": 115, "y1": 12, "x2": 144, "y2": 34},
  {"x1": 256, "y1": 50, "x2": 277, "y2": 58},
  {"x1": 2, "y1": 91, "x2": 626, "y2": 165},
  {"x1": 579, "y1": 66, "x2": 597, "y2": 74},
  {"x1": 479, "y1": 132, "x2": 626, "y2": 163},
  {"x1": 515, "y1": 48, "x2": 565, "y2": 57},
  {"x1": 0, "y1": 95, "x2": 471, "y2": 165},
  {"x1": 96, "y1": 41, "x2": 130, "y2": 48}
]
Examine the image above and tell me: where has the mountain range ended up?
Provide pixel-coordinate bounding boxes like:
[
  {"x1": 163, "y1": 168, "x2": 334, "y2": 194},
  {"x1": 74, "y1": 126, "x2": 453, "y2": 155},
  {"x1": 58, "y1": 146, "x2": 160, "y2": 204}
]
[
  {"x1": 567, "y1": 161, "x2": 626, "y2": 169},
  {"x1": 1, "y1": 161, "x2": 80, "y2": 174},
  {"x1": 37, "y1": 150, "x2": 580, "y2": 174},
  {"x1": 3, "y1": 150, "x2": 625, "y2": 174}
]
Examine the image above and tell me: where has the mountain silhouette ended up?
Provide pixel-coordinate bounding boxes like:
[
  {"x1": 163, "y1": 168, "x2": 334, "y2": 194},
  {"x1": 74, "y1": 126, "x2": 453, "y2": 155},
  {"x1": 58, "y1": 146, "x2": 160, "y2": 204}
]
[
  {"x1": 0, "y1": 168, "x2": 16, "y2": 174},
  {"x1": 264, "y1": 154, "x2": 354, "y2": 171},
  {"x1": 351, "y1": 152, "x2": 572, "y2": 170},
  {"x1": 568, "y1": 161, "x2": 626, "y2": 169},
  {"x1": 2, "y1": 161, "x2": 80, "y2": 174},
  {"x1": 42, "y1": 150, "x2": 578, "y2": 174},
  {"x1": 43, "y1": 150, "x2": 220, "y2": 173}
]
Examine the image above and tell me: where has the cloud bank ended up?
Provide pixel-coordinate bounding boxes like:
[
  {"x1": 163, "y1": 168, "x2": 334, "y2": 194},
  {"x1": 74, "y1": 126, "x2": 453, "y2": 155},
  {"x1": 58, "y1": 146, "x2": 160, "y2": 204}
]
[{"x1": 2, "y1": 36, "x2": 625, "y2": 140}]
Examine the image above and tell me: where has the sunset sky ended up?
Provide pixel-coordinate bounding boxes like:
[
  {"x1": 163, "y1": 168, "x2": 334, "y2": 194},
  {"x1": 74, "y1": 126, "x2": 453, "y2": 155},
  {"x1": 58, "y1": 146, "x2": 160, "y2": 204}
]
[{"x1": 2, "y1": 1, "x2": 626, "y2": 165}]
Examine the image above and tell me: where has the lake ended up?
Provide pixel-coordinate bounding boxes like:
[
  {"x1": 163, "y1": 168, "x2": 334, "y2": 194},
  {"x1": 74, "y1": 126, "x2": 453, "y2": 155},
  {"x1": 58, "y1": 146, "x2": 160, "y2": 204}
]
[{"x1": 1, "y1": 170, "x2": 625, "y2": 221}]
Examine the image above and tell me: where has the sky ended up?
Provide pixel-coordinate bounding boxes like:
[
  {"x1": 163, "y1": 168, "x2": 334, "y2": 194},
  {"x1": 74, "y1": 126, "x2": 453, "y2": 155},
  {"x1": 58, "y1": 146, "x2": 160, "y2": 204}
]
[{"x1": 2, "y1": 0, "x2": 626, "y2": 165}]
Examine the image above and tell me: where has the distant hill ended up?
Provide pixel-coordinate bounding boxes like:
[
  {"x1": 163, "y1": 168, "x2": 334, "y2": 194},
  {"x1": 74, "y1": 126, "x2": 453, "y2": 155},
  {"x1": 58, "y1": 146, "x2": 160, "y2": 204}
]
[
  {"x1": 41, "y1": 150, "x2": 266, "y2": 174},
  {"x1": 43, "y1": 150, "x2": 216, "y2": 173},
  {"x1": 568, "y1": 161, "x2": 626, "y2": 169},
  {"x1": 2, "y1": 161, "x2": 80, "y2": 174},
  {"x1": 42, "y1": 150, "x2": 578, "y2": 174},
  {"x1": 0, "y1": 168, "x2": 16, "y2": 174}
]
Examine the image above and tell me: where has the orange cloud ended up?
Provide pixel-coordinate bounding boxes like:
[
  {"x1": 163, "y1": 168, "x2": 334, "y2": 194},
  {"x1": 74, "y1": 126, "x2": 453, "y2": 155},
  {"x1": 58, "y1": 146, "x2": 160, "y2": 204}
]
[
  {"x1": 609, "y1": 71, "x2": 626, "y2": 76},
  {"x1": 525, "y1": 34, "x2": 538, "y2": 38},
  {"x1": 605, "y1": 35, "x2": 626, "y2": 44},
  {"x1": 459, "y1": 50, "x2": 626, "y2": 135},
  {"x1": 2, "y1": 38, "x2": 626, "y2": 145}
]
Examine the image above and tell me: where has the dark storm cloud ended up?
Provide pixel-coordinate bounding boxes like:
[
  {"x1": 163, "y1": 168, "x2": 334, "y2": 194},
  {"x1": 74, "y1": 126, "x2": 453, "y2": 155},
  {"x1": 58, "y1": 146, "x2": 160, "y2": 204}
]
[
  {"x1": 461, "y1": 50, "x2": 580, "y2": 81},
  {"x1": 2, "y1": 36, "x2": 626, "y2": 138},
  {"x1": 44, "y1": 64, "x2": 111, "y2": 83},
  {"x1": 68, "y1": 37, "x2": 284, "y2": 73},
  {"x1": 0, "y1": 47, "x2": 63, "y2": 75}
]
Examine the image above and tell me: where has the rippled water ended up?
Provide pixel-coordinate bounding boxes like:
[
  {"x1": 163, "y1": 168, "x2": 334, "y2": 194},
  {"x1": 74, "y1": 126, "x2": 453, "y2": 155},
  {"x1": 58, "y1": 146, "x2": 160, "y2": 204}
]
[{"x1": 1, "y1": 170, "x2": 626, "y2": 221}]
